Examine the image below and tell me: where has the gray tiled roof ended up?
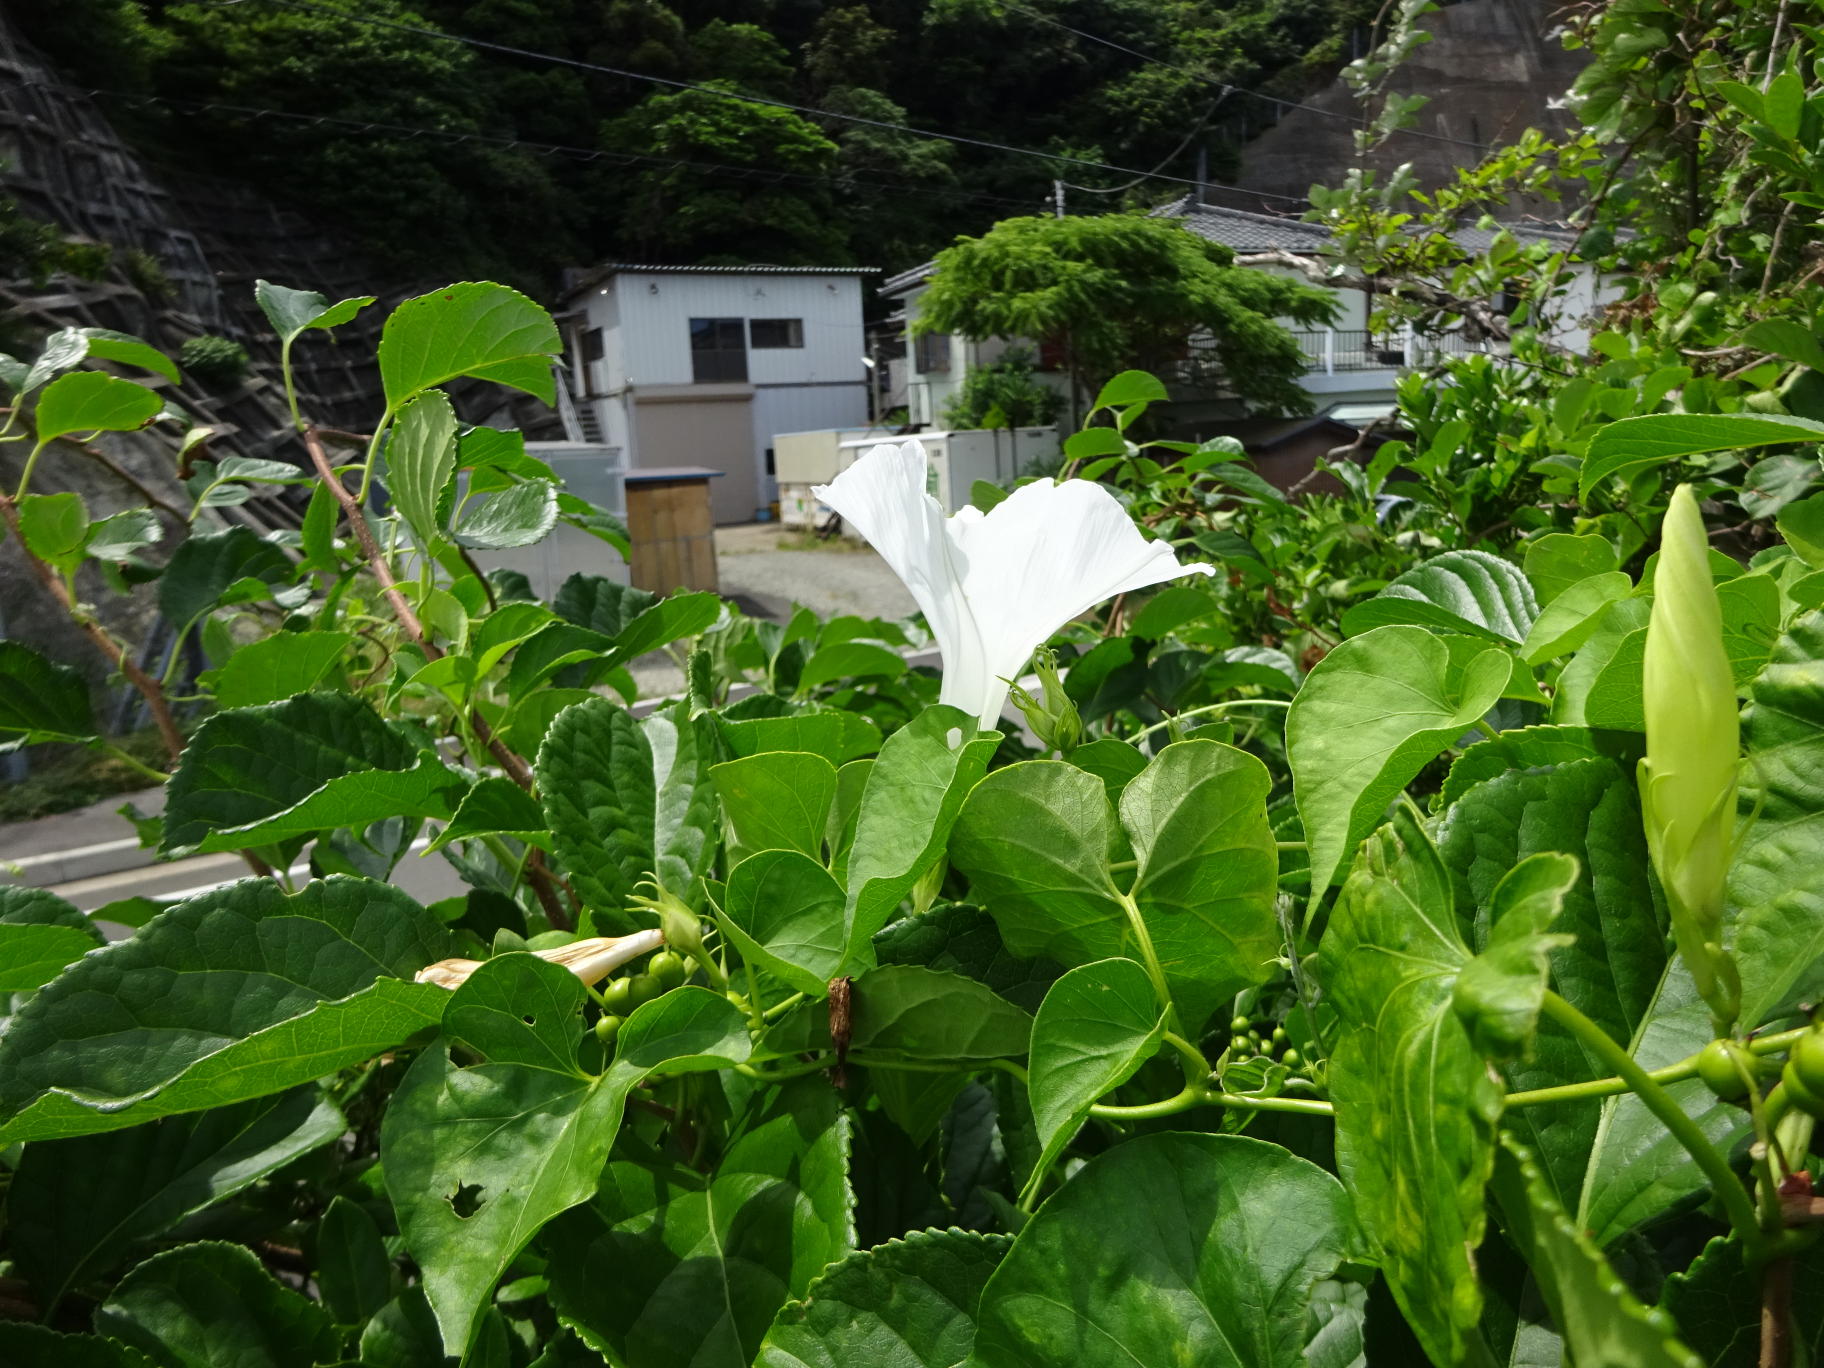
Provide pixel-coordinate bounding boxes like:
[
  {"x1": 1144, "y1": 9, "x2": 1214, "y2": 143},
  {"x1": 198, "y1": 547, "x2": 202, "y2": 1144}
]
[{"x1": 1151, "y1": 195, "x2": 1334, "y2": 252}]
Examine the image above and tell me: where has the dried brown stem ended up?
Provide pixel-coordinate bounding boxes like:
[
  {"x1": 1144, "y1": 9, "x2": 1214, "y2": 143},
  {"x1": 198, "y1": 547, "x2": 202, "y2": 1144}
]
[{"x1": 1761, "y1": 1254, "x2": 1792, "y2": 1368}]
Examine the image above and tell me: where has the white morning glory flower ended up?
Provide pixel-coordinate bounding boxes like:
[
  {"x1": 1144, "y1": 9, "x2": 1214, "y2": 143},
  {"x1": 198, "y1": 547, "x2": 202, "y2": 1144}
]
[{"x1": 813, "y1": 439, "x2": 1215, "y2": 728}]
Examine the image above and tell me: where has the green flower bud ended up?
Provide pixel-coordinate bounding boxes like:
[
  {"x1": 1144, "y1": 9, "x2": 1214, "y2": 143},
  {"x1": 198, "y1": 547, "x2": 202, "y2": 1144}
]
[
  {"x1": 627, "y1": 875, "x2": 719, "y2": 983},
  {"x1": 1006, "y1": 648, "x2": 1084, "y2": 754},
  {"x1": 1641, "y1": 485, "x2": 1742, "y2": 1030}
]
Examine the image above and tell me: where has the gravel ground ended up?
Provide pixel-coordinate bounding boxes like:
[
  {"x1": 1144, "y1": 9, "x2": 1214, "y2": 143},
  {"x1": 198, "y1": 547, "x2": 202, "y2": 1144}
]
[{"x1": 628, "y1": 522, "x2": 917, "y2": 697}]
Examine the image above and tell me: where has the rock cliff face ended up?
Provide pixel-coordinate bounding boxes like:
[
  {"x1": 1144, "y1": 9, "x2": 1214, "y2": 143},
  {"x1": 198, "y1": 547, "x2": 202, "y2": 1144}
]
[
  {"x1": 0, "y1": 12, "x2": 392, "y2": 710},
  {"x1": 1233, "y1": 0, "x2": 1587, "y2": 204}
]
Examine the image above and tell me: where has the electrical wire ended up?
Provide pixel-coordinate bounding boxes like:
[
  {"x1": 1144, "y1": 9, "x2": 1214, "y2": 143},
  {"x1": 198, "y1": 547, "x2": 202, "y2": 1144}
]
[
  {"x1": 240, "y1": 0, "x2": 1313, "y2": 206},
  {"x1": 999, "y1": 0, "x2": 1494, "y2": 153}
]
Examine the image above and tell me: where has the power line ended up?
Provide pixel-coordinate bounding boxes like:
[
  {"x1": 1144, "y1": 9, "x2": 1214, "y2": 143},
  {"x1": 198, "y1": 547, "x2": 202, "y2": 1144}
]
[
  {"x1": 37, "y1": 81, "x2": 1052, "y2": 216},
  {"x1": 243, "y1": 0, "x2": 1313, "y2": 207},
  {"x1": 999, "y1": 0, "x2": 1494, "y2": 153}
]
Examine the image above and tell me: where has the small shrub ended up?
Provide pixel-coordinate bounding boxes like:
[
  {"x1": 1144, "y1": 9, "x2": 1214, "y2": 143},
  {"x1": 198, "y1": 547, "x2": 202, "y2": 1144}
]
[{"x1": 179, "y1": 333, "x2": 251, "y2": 390}]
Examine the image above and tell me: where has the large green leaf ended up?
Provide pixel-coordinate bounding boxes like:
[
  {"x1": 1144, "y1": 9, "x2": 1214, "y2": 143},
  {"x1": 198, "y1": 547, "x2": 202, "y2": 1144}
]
[
  {"x1": 1525, "y1": 533, "x2": 1621, "y2": 606},
  {"x1": 873, "y1": 903, "x2": 1061, "y2": 1013},
  {"x1": 952, "y1": 742, "x2": 1278, "y2": 1032},
  {"x1": 758, "y1": 1228, "x2": 1011, "y2": 1368},
  {"x1": 800, "y1": 641, "x2": 908, "y2": 690},
  {"x1": 1731, "y1": 612, "x2": 1824, "y2": 1024},
  {"x1": 1437, "y1": 756, "x2": 1667, "y2": 1207},
  {"x1": 1490, "y1": 1136, "x2": 1702, "y2": 1368},
  {"x1": 969, "y1": 1133, "x2": 1355, "y2": 1368},
  {"x1": 0, "y1": 885, "x2": 103, "y2": 991},
  {"x1": 77, "y1": 328, "x2": 180, "y2": 385},
  {"x1": 188, "y1": 758, "x2": 468, "y2": 855},
  {"x1": 1520, "y1": 572, "x2": 1633, "y2": 664},
  {"x1": 32, "y1": 369, "x2": 161, "y2": 444},
  {"x1": 378, "y1": 281, "x2": 560, "y2": 407},
  {"x1": 721, "y1": 710, "x2": 883, "y2": 766},
  {"x1": 318, "y1": 1194, "x2": 395, "y2": 1327},
  {"x1": 0, "y1": 1325, "x2": 151, "y2": 1367},
  {"x1": 95, "y1": 1241, "x2": 340, "y2": 1368},
  {"x1": 1340, "y1": 549, "x2": 1539, "y2": 644},
  {"x1": 157, "y1": 526, "x2": 294, "y2": 630},
  {"x1": 1582, "y1": 412, "x2": 1824, "y2": 500},
  {"x1": 545, "y1": 1079, "x2": 853, "y2": 1368},
  {"x1": 387, "y1": 390, "x2": 459, "y2": 545},
  {"x1": 1319, "y1": 810, "x2": 1501, "y2": 1368},
  {"x1": 385, "y1": 962, "x2": 752, "y2": 1354},
  {"x1": 761, "y1": 965, "x2": 1033, "y2": 1063},
  {"x1": 85, "y1": 508, "x2": 161, "y2": 561},
  {"x1": 10, "y1": 1088, "x2": 343, "y2": 1312},
  {"x1": 1289, "y1": 625, "x2": 1512, "y2": 898},
  {"x1": 0, "y1": 877, "x2": 449, "y2": 1144},
  {"x1": 0, "y1": 640, "x2": 96, "y2": 746},
  {"x1": 713, "y1": 750, "x2": 839, "y2": 859},
  {"x1": 840, "y1": 706, "x2": 1000, "y2": 970},
  {"x1": 200, "y1": 630, "x2": 351, "y2": 709},
  {"x1": 1024, "y1": 958, "x2": 1163, "y2": 1183},
  {"x1": 455, "y1": 478, "x2": 560, "y2": 550},
  {"x1": 255, "y1": 279, "x2": 375, "y2": 344},
  {"x1": 19, "y1": 491, "x2": 88, "y2": 573},
  {"x1": 718, "y1": 849, "x2": 850, "y2": 996},
  {"x1": 537, "y1": 697, "x2": 722, "y2": 928},
  {"x1": 1662, "y1": 1234, "x2": 1824, "y2": 1366},
  {"x1": 160, "y1": 692, "x2": 420, "y2": 855}
]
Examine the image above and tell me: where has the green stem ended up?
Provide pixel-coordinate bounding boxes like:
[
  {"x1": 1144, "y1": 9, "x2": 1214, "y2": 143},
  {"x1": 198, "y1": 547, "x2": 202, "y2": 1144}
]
[
  {"x1": 15, "y1": 437, "x2": 51, "y2": 499},
  {"x1": 98, "y1": 741, "x2": 169, "y2": 785},
  {"x1": 1505, "y1": 1027, "x2": 1809, "y2": 1108},
  {"x1": 1474, "y1": 718, "x2": 1502, "y2": 742},
  {"x1": 1160, "y1": 1030, "x2": 1210, "y2": 1079},
  {"x1": 1539, "y1": 991, "x2": 1764, "y2": 1251},
  {"x1": 354, "y1": 409, "x2": 395, "y2": 506},
  {"x1": 280, "y1": 336, "x2": 304, "y2": 433},
  {"x1": 1125, "y1": 697, "x2": 1291, "y2": 746},
  {"x1": 762, "y1": 991, "x2": 806, "y2": 1022}
]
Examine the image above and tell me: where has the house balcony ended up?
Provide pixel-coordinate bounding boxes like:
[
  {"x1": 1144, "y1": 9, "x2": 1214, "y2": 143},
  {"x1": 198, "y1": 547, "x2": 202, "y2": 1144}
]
[{"x1": 1166, "y1": 328, "x2": 1498, "y2": 399}]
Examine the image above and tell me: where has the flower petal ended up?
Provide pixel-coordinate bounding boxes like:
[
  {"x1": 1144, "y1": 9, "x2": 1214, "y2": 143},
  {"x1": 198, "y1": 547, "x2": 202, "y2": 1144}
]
[
  {"x1": 948, "y1": 478, "x2": 1213, "y2": 724},
  {"x1": 812, "y1": 441, "x2": 983, "y2": 695}
]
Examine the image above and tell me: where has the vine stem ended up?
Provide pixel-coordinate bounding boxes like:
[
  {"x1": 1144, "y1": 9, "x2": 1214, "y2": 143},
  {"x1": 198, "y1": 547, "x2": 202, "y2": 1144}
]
[
  {"x1": 1505, "y1": 1027, "x2": 1809, "y2": 1108},
  {"x1": 1539, "y1": 991, "x2": 1765, "y2": 1252},
  {"x1": 1124, "y1": 697, "x2": 1291, "y2": 746}
]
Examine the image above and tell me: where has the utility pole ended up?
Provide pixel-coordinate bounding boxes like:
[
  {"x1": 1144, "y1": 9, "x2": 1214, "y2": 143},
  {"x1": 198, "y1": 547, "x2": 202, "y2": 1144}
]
[{"x1": 1052, "y1": 180, "x2": 1065, "y2": 217}]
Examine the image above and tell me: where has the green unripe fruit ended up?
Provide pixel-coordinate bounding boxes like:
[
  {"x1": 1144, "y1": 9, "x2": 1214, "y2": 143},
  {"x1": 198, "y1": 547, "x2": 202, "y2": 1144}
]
[
  {"x1": 1781, "y1": 1057, "x2": 1824, "y2": 1119},
  {"x1": 650, "y1": 951, "x2": 688, "y2": 989},
  {"x1": 600, "y1": 978, "x2": 633, "y2": 1014},
  {"x1": 1281, "y1": 1048, "x2": 1301, "y2": 1069},
  {"x1": 1231, "y1": 1016, "x2": 1251, "y2": 1036},
  {"x1": 594, "y1": 1014, "x2": 622, "y2": 1045},
  {"x1": 1791, "y1": 1030, "x2": 1824, "y2": 1091},
  {"x1": 1695, "y1": 1039, "x2": 1753, "y2": 1101},
  {"x1": 627, "y1": 973, "x2": 664, "y2": 1006},
  {"x1": 1271, "y1": 1026, "x2": 1288, "y2": 1047}
]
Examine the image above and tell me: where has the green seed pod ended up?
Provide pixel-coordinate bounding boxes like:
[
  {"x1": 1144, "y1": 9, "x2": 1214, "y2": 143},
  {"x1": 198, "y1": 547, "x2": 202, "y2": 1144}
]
[
  {"x1": 1641, "y1": 484, "x2": 1742, "y2": 1031},
  {"x1": 593, "y1": 1013, "x2": 622, "y2": 1045},
  {"x1": 1695, "y1": 1039, "x2": 1755, "y2": 1101},
  {"x1": 627, "y1": 973, "x2": 664, "y2": 1006},
  {"x1": 1281, "y1": 1048, "x2": 1301, "y2": 1069},
  {"x1": 600, "y1": 977, "x2": 633, "y2": 1014},
  {"x1": 1271, "y1": 1026, "x2": 1288, "y2": 1047},
  {"x1": 1231, "y1": 1016, "x2": 1251, "y2": 1035},
  {"x1": 650, "y1": 951, "x2": 688, "y2": 989}
]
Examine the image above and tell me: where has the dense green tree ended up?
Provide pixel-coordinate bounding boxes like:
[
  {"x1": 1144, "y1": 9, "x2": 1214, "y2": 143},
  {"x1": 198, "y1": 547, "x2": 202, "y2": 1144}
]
[
  {"x1": 916, "y1": 213, "x2": 1337, "y2": 413},
  {"x1": 601, "y1": 87, "x2": 849, "y2": 263}
]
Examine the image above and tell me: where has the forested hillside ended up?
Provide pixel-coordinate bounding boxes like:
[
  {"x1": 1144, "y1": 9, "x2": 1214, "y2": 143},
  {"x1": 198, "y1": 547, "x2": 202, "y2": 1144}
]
[{"x1": 16, "y1": 0, "x2": 1377, "y2": 289}]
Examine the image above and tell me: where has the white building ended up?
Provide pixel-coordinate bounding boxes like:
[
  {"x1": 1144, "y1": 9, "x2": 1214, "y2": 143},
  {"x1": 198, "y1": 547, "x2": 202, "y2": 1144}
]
[{"x1": 554, "y1": 264, "x2": 875, "y2": 524}]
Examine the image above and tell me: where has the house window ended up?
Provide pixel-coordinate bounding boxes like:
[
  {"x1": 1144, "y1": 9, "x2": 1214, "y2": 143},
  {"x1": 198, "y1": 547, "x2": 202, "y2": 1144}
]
[
  {"x1": 582, "y1": 327, "x2": 605, "y2": 362},
  {"x1": 690, "y1": 317, "x2": 748, "y2": 383},
  {"x1": 915, "y1": 331, "x2": 952, "y2": 374},
  {"x1": 749, "y1": 318, "x2": 803, "y2": 349}
]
